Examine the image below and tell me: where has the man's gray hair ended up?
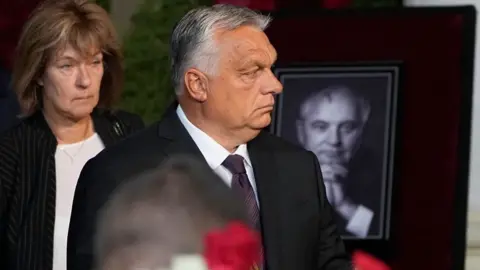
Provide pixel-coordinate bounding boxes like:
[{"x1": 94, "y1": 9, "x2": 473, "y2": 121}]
[
  {"x1": 170, "y1": 4, "x2": 271, "y2": 95},
  {"x1": 95, "y1": 155, "x2": 248, "y2": 270},
  {"x1": 299, "y1": 85, "x2": 371, "y2": 124}
]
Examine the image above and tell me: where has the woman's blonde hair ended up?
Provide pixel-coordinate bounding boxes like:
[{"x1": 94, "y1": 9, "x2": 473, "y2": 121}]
[{"x1": 12, "y1": 0, "x2": 123, "y2": 115}]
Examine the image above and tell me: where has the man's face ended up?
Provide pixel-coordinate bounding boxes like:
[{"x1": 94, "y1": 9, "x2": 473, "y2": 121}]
[
  {"x1": 298, "y1": 94, "x2": 364, "y2": 165},
  {"x1": 203, "y1": 26, "x2": 283, "y2": 134}
]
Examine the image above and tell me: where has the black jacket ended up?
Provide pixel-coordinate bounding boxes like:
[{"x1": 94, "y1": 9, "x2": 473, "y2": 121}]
[{"x1": 0, "y1": 109, "x2": 145, "y2": 270}]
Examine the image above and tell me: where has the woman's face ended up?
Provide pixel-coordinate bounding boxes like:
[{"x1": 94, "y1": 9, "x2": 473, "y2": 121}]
[{"x1": 40, "y1": 45, "x2": 104, "y2": 121}]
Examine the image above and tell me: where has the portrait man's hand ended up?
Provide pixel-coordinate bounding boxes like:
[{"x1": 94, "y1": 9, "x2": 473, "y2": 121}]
[
  {"x1": 321, "y1": 163, "x2": 348, "y2": 207},
  {"x1": 321, "y1": 163, "x2": 357, "y2": 220},
  {"x1": 320, "y1": 163, "x2": 348, "y2": 182}
]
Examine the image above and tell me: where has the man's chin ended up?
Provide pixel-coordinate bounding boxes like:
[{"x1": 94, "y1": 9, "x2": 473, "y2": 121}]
[
  {"x1": 252, "y1": 115, "x2": 271, "y2": 130},
  {"x1": 316, "y1": 154, "x2": 347, "y2": 165}
]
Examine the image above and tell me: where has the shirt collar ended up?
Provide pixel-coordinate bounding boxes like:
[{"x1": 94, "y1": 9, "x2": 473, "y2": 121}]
[{"x1": 176, "y1": 105, "x2": 252, "y2": 169}]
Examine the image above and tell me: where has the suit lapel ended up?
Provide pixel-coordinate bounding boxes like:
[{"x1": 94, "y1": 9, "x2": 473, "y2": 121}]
[{"x1": 248, "y1": 132, "x2": 284, "y2": 270}]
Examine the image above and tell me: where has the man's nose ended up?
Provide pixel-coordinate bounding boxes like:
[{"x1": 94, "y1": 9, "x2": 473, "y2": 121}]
[
  {"x1": 76, "y1": 65, "x2": 91, "y2": 88},
  {"x1": 326, "y1": 128, "x2": 340, "y2": 145},
  {"x1": 262, "y1": 69, "x2": 283, "y2": 94}
]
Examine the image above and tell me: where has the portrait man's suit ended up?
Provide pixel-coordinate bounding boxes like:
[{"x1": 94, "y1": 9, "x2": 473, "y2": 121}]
[
  {"x1": 67, "y1": 103, "x2": 351, "y2": 270},
  {"x1": 334, "y1": 148, "x2": 383, "y2": 237}
]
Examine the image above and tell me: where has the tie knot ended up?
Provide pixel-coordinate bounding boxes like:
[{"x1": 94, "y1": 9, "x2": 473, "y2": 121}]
[{"x1": 222, "y1": 154, "x2": 246, "y2": 174}]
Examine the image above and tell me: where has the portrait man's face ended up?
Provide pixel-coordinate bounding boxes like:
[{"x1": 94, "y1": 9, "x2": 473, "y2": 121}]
[{"x1": 297, "y1": 91, "x2": 365, "y2": 166}]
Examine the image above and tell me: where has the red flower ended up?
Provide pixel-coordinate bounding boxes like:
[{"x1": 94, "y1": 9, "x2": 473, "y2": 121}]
[
  {"x1": 203, "y1": 222, "x2": 262, "y2": 270},
  {"x1": 353, "y1": 250, "x2": 391, "y2": 270}
]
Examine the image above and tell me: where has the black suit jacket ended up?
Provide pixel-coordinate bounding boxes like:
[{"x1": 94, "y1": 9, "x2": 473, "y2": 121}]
[
  {"x1": 67, "y1": 105, "x2": 352, "y2": 270},
  {"x1": 0, "y1": 109, "x2": 144, "y2": 270}
]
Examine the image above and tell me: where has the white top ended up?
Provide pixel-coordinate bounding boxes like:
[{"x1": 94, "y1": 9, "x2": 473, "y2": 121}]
[
  {"x1": 53, "y1": 133, "x2": 105, "y2": 270},
  {"x1": 176, "y1": 106, "x2": 259, "y2": 205}
]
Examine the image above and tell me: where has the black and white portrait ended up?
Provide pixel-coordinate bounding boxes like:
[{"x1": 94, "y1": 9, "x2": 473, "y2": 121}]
[{"x1": 271, "y1": 64, "x2": 399, "y2": 240}]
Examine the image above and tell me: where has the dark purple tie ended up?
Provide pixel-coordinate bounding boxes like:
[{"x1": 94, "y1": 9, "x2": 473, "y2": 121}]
[{"x1": 222, "y1": 154, "x2": 264, "y2": 263}]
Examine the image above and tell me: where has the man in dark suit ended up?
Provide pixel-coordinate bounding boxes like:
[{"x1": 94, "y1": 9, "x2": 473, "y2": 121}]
[{"x1": 68, "y1": 4, "x2": 351, "y2": 270}]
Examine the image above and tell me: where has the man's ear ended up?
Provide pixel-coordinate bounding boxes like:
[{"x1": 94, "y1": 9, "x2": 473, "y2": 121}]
[{"x1": 184, "y1": 68, "x2": 208, "y2": 102}]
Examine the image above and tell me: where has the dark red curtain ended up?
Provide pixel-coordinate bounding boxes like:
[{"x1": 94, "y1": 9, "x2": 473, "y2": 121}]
[
  {"x1": 0, "y1": 0, "x2": 42, "y2": 70},
  {"x1": 214, "y1": 0, "x2": 353, "y2": 10}
]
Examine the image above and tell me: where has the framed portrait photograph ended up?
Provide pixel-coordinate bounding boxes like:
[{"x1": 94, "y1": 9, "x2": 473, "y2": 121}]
[{"x1": 271, "y1": 62, "x2": 400, "y2": 240}]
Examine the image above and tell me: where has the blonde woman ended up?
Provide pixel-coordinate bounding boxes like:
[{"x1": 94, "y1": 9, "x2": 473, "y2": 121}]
[{"x1": 0, "y1": 0, "x2": 144, "y2": 269}]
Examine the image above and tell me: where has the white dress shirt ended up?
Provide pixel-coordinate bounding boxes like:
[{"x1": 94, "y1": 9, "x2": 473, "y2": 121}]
[
  {"x1": 176, "y1": 105, "x2": 259, "y2": 205},
  {"x1": 345, "y1": 205, "x2": 374, "y2": 238}
]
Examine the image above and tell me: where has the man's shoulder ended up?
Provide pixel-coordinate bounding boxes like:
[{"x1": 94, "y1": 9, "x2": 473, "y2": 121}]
[
  {"x1": 253, "y1": 131, "x2": 318, "y2": 170},
  {"x1": 256, "y1": 130, "x2": 313, "y2": 156},
  {"x1": 88, "y1": 122, "x2": 165, "y2": 174}
]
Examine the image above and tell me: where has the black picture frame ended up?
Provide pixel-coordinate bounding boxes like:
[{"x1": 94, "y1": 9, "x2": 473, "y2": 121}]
[
  {"x1": 271, "y1": 62, "x2": 401, "y2": 240},
  {"x1": 263, "y1": 7, "x2": 475, "y2": 268}
]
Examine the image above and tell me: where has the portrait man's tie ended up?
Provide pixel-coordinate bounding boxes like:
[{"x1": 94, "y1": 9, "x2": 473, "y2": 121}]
[{"x1": 222, "y1": 154, "x2": 264, "y2": 266}]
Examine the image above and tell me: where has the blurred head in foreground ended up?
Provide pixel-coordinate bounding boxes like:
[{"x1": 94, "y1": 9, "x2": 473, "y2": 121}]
[{"x1": 95, "y1": 155, "x2": 248, "y2": 270}]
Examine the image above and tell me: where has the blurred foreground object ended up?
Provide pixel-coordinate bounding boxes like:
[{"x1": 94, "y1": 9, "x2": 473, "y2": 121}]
[
  {"x1": 171, "y1": 221, "x2": 262, "y2": 270},
  {"x1": 204, "y1": 222, "x2": 262, "y2": 270},
  {"x1": 353, "y1": 251, "x2": 390, "y2": 270},
  {"x1": 95, "y1": 155, "x2": 250, "y2": 270}
]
